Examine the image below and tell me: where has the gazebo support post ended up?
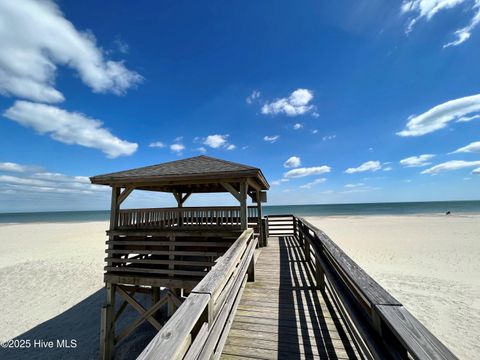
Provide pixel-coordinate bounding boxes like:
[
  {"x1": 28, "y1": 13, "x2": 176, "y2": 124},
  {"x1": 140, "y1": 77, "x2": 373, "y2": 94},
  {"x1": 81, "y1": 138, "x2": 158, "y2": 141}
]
[
  {"x1": 256, "y1": 189, "x2": 264, "y2": 247},
  {"x1": 101, "y1": 186, "x2": 120, "y2": 360},
  {"x1": 240, "y1": 181, "x2": 248, "y2": 230}
]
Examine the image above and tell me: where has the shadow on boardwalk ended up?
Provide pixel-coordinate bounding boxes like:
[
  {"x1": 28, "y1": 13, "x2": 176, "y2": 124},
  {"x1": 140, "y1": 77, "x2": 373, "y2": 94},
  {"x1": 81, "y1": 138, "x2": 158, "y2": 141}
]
[
  {"x1": 278, "y1": 235, "x2": 361, "y2": 359},
  {"x1": 221, "y1": 235, "x2": 364, "y2": 359},
  {"x1": 0, "y1": 288, "x2": 156, "y2": 360}
]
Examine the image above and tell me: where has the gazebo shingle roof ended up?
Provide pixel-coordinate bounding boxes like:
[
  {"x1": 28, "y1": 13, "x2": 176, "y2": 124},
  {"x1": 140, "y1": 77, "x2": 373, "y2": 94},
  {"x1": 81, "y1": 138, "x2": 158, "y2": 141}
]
[{"x1": 90, "y1": 155, "x2": 269, "y2": 190}]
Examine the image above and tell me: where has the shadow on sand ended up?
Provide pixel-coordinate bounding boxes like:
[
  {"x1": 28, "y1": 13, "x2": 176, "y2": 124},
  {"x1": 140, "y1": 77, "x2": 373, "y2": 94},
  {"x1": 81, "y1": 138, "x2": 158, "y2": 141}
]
[{"x1": 0, "y1": 288, "x2": 157, "y2": 360}]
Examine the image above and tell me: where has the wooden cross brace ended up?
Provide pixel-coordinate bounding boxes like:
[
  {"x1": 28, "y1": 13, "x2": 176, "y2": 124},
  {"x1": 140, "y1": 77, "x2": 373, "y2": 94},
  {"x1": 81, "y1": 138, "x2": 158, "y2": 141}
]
[
  {"x1": 167, "y1": 289, "x2": 184, "y2": 308},
  {"x1": 114, "y1": 286, "x2": 167, "y2": 344}
]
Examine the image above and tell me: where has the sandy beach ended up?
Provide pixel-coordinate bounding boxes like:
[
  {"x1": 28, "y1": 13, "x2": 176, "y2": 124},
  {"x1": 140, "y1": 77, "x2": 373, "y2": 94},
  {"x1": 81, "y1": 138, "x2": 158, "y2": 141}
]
[{"x1": 0, "y1": 215, "x2": 479, "y2": 359}]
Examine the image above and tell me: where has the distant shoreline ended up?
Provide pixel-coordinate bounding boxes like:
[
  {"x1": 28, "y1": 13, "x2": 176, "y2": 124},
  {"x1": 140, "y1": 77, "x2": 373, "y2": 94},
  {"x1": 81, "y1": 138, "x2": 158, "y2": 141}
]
[{"x1": 1, "y1": 200, "x2": 480, "y2": 224}]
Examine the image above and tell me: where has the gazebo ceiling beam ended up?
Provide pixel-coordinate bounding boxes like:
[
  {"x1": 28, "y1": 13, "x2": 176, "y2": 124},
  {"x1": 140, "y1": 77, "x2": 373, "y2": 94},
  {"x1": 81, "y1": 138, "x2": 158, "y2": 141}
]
[
  {"x1": 247, "y1": 178, "x2": 261, "y2": 191},
  {"x1": 111, "y1": 176, "x2": 252, "y2": 188},
  {"x1": 117, "y1": 186, "x2": 135, "y2": 206},
  {"x1": 220, "y1": 182, "x2": 242, "y2": 202},
  {"x1": 172, "y1": 190, "x2": 192, "y2": 207}
]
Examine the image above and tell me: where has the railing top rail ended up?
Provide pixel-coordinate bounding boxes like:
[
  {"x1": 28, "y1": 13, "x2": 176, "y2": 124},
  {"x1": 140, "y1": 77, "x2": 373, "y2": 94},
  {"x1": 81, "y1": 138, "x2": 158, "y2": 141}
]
[
  {"x1": 296, "y1": 216, "x2": 399, "y2": 307},
  {"x1": 120, "y1": 206, "x2": 257, "y2": 212},
  {"x1": 265, "y1": 214, "x2": 294, "y2": 217},
  {"x1": 193, "y1": 228, "x2": 253, "y2": 300}
]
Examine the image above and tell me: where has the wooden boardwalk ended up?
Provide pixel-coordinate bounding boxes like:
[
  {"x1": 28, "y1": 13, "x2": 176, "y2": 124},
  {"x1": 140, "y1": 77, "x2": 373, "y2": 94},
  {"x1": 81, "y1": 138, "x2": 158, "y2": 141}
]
[{"x1": 221, "y1": 235, "x2": 365, "y2": 360}]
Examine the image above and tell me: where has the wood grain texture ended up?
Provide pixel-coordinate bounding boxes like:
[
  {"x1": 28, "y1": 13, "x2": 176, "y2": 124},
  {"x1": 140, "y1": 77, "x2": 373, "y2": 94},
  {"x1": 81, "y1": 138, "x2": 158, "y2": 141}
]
[
  {"x1": 375, "y1": 305, "x2": 458, "y2": 360},
  {"x1": 137, "y1": 293, "x2": 210, "y2": 360},
  {"x1": 221, "y1": 235, "x2": 364, "y2": 360}
]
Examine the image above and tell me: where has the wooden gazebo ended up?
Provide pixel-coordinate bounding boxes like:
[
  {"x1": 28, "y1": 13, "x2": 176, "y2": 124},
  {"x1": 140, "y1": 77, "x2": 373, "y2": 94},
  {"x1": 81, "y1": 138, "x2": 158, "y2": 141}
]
[{"x1": 90, "y1": 155, "x2": 269, "y2": 359}]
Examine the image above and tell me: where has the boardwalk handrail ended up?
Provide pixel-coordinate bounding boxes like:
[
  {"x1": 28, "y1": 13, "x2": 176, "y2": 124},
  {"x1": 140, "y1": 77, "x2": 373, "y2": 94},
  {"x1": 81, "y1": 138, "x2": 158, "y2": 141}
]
[
  {"x1": 118, "y1": 206, "x2": 258, "y2": 229},
  {"x1": 292, "y1": 216, "x2": 458, "y2": 360},
  {"x1": 137, "y1": 228, "x2": 256, "y2": 360}
]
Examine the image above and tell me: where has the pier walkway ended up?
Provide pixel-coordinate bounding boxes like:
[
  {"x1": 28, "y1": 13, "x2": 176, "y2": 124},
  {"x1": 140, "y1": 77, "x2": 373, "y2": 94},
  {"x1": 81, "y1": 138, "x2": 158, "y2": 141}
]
[
  {"x1": 221, "y1": 235, "x2": 363, "y2": 359},
  {"x1": 138, "y1": 215, "x2": 457, "y2": 360}
]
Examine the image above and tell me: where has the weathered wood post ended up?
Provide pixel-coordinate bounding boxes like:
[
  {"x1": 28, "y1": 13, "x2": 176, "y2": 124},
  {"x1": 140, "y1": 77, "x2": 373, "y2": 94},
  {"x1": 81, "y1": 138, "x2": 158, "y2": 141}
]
[
  {"x1": 315, "y1": 254, "x2": 325, "y2": 290},
  {"x1": 101, "y1": 186, "x2": 120, "y2": 360},
  {"x1": 303, "y1": 224, "x2": 311, "y2": 263},
  {"x1": 240, "y1": 182, "x2": 248, "y2": 230},
  {"x1": 293, "y1": 216, "x2": 297, "y2": 240},
  {"x1": 256, "y1": 190, "x2": 264, "y2": 247}
]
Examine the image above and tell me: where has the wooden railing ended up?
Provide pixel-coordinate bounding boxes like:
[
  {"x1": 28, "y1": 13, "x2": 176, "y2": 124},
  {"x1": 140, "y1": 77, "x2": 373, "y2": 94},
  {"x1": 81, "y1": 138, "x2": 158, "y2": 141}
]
[
  {"x1": 118, "y1": 206, "x2": 258, "y2": 229},
  {"x1": 137, "y1": 228, "x2": 256, "y2": 360},
  {"x1": 287, "y1": 216, "x2": 458, "y2": 360}
]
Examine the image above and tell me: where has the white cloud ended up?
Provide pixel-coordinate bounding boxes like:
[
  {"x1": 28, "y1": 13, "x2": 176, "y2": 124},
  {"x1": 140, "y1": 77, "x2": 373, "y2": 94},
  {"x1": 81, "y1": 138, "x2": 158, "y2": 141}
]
[
  {"x1": 283, "y1": 156, "x2": 301, "y2": 168},
  {"x1": 0, "y1": 171, "x2": 106, "y2": 194},
  {"x1": 32, "y1": 172, "x2": 90, "y2": 183},
  {"x1": 293, "y1": 123, "x2": 303, "y2": 130},
  {"x1": 149, "y1": 141, "x2": 166, "y2": 148},
  {"x1": 400, "y1": 154, "x2": 435, "y2": 167},
  {"x1": 203, "y1": 134, "x2": 235, "y2": 150},
  {"x1": 311, "y1": 129, "x2": 318, "y2": 134},
  {"x1": 300, "y1": 178, "x2": 326, "y2": 189},
  {"x1": 342, "y1": 186, "x2": 380, "y2": 194},
  {"x1": 246, "y1": 90, "x2": 261, "y2": 104},
  {"x1": 0, "y1": 175, "x2": 51, "y2": 187},
  {"x1": 204, "y1": 134, "x2": 228, "y2": 148},
  {"x1": 113, "y1": 38, "x2": 130, "y2": 54},
  {"x1": 284, "y1": 166, "x2": 331, "y2": 178},
  {"x1": 344, "y1": 183, "x2": 365, "y2": 188},
  {"x1": 444, "y1": 3, "x2": 480, "y2": 47},
  {"x1": 170, "y1": 143, "x2": 185, "y2": 153},
  {"x1": 451, "y1": 141, "x2": 480, "y2": 153},
  {"x1": 196, "y1": 146, "x2": 207, "y2": 153},
  {"x1": 401, "y1": 0, "x2": 467, "y2": 21},
  {"x1": 473, "y1": 167, "x2": 480, "y2": 174},
  {"x1": 0, "y1": 0, "x2": 142, "y2": 103},
  {"x1": 0, "y1": 162, "x2": 39, "y2": 173},
  {"x1": 345, "y1": 161, "x2": 382, "y2": 174},
  {"x1": 4, "y1": 101, "x2": 138, "y2": 158},
  {"x1": 421, "y1": 160, "x2": 480, "y2": 174},
  {"x1": 383, "y1": 166, "x2": 393, "y2": 171},
  {"x1": 264, "y1": 135, "x2": 279, "y2": 143},
  {"x1": 397, "y1": 94, "x2": 480, "y2": 136},
  {"x1": 402, "y1": 0, "x2": 480, "y2": 47},
  {"x1": 271, "y1": 178, "x2": 290, "y2": 186},
  {"x1": 457, "y1": 114, "x2": 480, "y2": 122},
  {"x1": 261, "y1": 89, "x2": 315, "y2": 116},
  {"x1": 322, "y1": 135, "x2": 336, "y2": 141}
]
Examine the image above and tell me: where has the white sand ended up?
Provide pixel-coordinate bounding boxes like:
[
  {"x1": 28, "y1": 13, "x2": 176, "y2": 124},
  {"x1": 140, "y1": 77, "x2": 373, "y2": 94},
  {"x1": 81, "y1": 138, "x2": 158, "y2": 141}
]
[
  {"x1": 0, "y1": 222, "x2": 107, "y2": 359},
  {"x1": 0, "y1": 216, "x2": 478, "y2": 359},
  {"x1": 306, "y1": 214, "x2": 480, "y2": 360}
]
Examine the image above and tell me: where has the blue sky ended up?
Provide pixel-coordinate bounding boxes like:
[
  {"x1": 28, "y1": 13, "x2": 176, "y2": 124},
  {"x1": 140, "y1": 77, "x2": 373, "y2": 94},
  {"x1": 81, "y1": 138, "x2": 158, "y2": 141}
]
[{"x1": 1, "y1": 0, "x2": 480, "y2": 212}]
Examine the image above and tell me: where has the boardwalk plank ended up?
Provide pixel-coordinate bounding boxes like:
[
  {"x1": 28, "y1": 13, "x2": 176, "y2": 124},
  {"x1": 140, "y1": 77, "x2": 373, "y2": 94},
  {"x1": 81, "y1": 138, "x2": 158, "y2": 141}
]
[{"x1": 221, "y1": 236, "x2": 362, "y2": 360}]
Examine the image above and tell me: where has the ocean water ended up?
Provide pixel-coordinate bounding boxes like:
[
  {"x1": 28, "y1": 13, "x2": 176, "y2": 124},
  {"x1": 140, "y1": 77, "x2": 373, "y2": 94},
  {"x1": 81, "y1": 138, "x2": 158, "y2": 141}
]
[{"x1": 0, "y1": 200, "x2": 479, "y2": 224}]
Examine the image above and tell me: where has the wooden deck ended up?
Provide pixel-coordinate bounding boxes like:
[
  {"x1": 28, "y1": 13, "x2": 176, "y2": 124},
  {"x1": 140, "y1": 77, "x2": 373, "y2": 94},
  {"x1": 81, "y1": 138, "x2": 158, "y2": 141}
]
[{"x1": 221, "y1": 235, "x2": 364, "y2": 360}]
